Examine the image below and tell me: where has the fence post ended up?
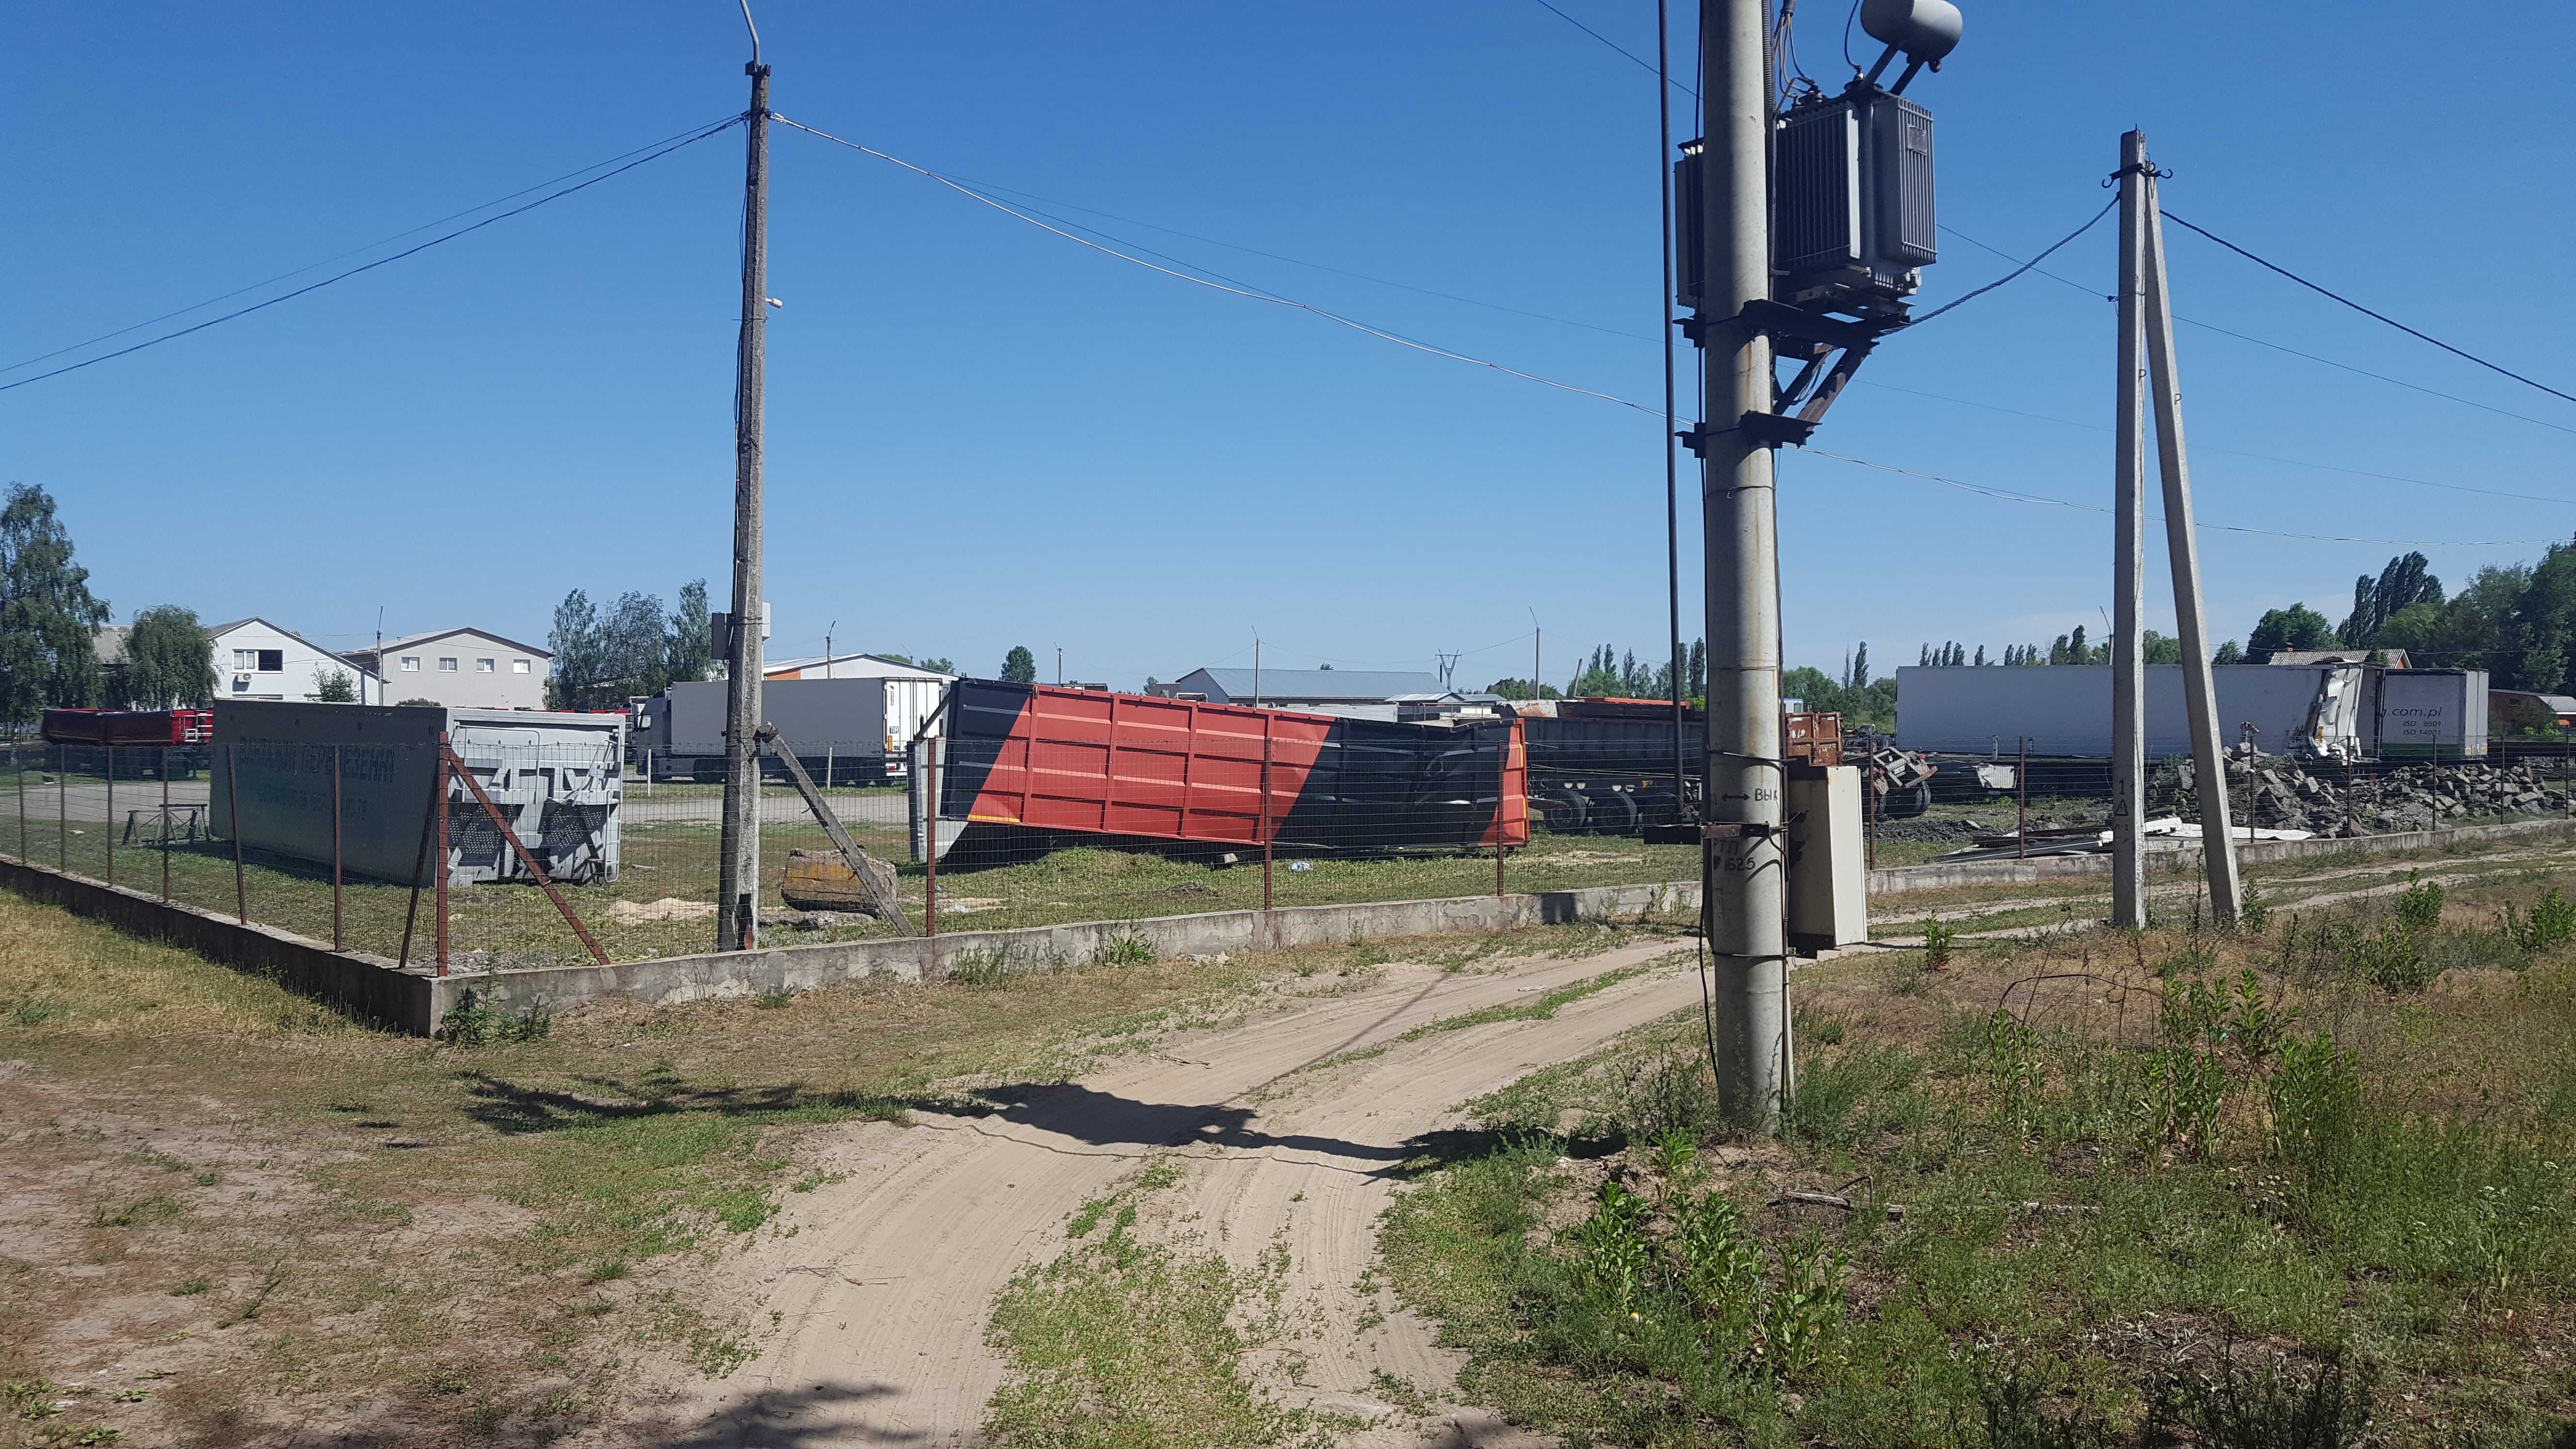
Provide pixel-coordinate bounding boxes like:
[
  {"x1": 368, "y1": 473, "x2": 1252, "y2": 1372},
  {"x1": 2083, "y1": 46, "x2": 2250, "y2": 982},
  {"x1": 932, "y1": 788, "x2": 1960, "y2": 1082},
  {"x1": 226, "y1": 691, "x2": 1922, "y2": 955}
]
[
  {"x1": 2017, "y1": 736, "x2": 2029, "y2": 860},
  {"x1": 160, "y1": 752, "x2": 171, "y2": 903},
  {"x1": 1260, "y1": 724, "x2": 1274, "y2": 926},
  {"x1": 435, "y1": 734, "x2": 450, "y2": 977},
  {"x1": 16, "y1": 740, "x2": 25, "y2": 858},
  {"x1": 59, "y1": 744, "x2": 68, "y2": 870},
  {"x1": 226, "y1": 745, "x2": 246, "y2": 923},
  {"x1": 104, "y1": 744, "x2": 114, "y2": 886},
  {"x1": 923, "y1": 746, "x2": 939, "y2": 965},
  {"x1": 1495, "y1": 734, "x2": 1507, "y2": 901},
  {"x1": 332, "y1": 744, "x2": 344, "y2": 950}
]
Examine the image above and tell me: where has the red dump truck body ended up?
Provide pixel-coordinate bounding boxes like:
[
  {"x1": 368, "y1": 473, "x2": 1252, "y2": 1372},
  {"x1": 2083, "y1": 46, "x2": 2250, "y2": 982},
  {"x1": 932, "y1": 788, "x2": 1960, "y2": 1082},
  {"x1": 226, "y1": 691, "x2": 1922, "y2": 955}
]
[
  {"x1": 939, "y1": 681, "x2": 1529, "y2": 852},
  {"x1": 40, "y1": 708, "x2": 214, "y2": 747}
]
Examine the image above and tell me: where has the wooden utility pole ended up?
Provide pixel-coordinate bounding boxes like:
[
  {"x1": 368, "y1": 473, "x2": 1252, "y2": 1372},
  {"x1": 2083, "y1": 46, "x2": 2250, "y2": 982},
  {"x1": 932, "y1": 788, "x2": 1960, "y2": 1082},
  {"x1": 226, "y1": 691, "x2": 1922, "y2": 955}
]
[
  {"x1": 2139, "y1": 144, "x2": 2244, "y2": 919},
  {"x1": 716, "y1": 41, "x2": 773, "y2": 952}
]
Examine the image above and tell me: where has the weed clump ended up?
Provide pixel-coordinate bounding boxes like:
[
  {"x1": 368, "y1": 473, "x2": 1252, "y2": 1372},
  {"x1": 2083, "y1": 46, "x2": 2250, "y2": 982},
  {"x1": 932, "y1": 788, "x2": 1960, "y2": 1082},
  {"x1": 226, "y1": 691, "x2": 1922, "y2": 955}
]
[{"x1": 437, "y1": 994, "x2": 550, "y2": 1045}]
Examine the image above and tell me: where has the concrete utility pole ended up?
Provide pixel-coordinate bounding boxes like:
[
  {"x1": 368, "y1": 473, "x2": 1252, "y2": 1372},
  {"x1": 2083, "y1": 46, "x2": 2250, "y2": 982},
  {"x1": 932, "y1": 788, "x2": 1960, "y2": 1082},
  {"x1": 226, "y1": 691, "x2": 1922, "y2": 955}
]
[
  {"x1": 2109, "y1": 130, "x2": 2148, "y2": 931},
  {"x1": 2140, "y1": 144, "x2": 2243, "y2": 919},
  {"x1": 1696, "y1": 0, "x2": 1788, "y2": 1127},
  {"x1": 716, "y1": 46, "x2": 773, "y2": 952}
]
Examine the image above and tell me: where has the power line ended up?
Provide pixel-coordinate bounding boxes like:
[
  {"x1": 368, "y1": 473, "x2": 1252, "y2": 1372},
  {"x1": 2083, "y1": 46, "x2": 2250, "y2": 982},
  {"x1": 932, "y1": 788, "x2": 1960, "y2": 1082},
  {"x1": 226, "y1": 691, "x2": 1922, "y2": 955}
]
[
  {"x1": 775, "y1": 115, "x2": 1663, "y2": 416},
  {"x1": 0, "y1": 115, "x2": 745, "y2": 396},
  {"x1": 1938, "y1": 221, "x2": 2576, "y2": 438},
  {"x1": 0, "y1": 113, "x2": 751, "y2": 379},
  {"x1": 1797, "y1": 447, "x2": 2558, "y2": 547},
  {"x1": 1529, "y1": 0, "x2": 1697, "y2": 98},
  {"x1": 1900, "y1": 197, "x2": 2116, "y2": 329},
  {"x1": 1852, "y1": 378, "x2": 2576, "y2": 507},
  {"x1": 2160, "y1": 210, "x2": 2576, "y2": 410}
]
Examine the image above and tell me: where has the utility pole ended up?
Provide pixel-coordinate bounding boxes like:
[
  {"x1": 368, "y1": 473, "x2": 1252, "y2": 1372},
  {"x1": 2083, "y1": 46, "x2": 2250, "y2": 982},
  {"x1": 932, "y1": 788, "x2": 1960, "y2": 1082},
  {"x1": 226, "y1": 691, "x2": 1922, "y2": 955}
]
[
  {"x1": 1695, "y1": 0, "x2": 1788, "y2": 1127},
  {"x1": 715, "y1": 32, "x2": 772, "y2": 953},
  {"x1": 2109, "y1": 130, "x2": 2148, "y2": 931},
  {"x1": 1252, "y1": 637, "x2": 1261, "y2": 708},
  {"x1": 2139, "y1": 140, "x2": 2243, "y2": 919},
  {"x1": 1056, "y1": 646, "x2": 1063, "y2": 686},
  {"x1": 1660, "y1": 0, "x2": 1688, "y2": 828}
]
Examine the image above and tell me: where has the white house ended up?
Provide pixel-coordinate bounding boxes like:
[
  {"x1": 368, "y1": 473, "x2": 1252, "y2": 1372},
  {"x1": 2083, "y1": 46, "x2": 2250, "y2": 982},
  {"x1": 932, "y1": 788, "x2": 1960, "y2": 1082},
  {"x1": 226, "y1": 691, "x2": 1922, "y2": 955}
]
[
  {"x1": 345, "y1": 628, "x2": 551, "y2": 710},
  {"x1": 209, "y1": 618, "x2": 379, "y2": 703},
  {"x1": 763, "y1": 650, "x2": 955, "y2": 684}
]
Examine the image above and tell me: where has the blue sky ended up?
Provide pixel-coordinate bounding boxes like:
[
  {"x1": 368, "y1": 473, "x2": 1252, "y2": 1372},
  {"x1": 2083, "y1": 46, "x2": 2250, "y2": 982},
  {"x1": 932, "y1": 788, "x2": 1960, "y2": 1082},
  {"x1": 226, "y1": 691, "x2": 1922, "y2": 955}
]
[{"x1": 8, "y1": 1, "x2": 2574, "y2": 690}]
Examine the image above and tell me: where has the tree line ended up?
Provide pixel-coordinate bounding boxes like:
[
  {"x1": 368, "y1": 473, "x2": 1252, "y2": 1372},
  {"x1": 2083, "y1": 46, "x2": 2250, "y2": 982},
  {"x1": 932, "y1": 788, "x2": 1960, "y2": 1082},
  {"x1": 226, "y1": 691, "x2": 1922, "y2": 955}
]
[
  {"x1": 1486, "y1": 641, "x2": 1707, "y2": 703},
  {"x1": 545, "y1": 583, "x2": 713, "y2": 710}
]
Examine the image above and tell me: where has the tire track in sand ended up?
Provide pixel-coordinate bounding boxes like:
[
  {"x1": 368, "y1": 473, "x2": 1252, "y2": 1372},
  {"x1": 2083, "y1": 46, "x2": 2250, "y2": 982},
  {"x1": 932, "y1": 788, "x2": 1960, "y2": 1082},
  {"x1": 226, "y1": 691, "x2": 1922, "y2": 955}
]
[{"x1": 630, "y1": 937, "x2": 1708, "y2": 1447}]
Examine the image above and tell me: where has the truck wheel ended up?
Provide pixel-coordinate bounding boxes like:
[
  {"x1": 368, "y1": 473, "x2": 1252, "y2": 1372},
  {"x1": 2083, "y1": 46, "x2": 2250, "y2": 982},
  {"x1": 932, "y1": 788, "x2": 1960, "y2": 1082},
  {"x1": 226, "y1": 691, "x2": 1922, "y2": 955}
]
[
  {"x1": 1883, "y1": 782, "x2": 1932, "y2": 819},
  {"x1": 1587, "y1": 791, "x2": 1641, "y2": 836},
  {"x1": 1537, "y1": 789, "x2": 1589, "y2": 835}
]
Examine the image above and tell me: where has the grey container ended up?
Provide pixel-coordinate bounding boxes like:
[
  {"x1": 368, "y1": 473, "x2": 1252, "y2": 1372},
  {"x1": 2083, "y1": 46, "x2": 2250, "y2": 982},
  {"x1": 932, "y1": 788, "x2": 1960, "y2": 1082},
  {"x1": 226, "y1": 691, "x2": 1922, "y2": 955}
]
[
  {"x1": 639, "y1": 678, "x2": 894, "y2": 780},
  {"x1": 209, "y1": 700, "x2": 623, "y2": 886}
]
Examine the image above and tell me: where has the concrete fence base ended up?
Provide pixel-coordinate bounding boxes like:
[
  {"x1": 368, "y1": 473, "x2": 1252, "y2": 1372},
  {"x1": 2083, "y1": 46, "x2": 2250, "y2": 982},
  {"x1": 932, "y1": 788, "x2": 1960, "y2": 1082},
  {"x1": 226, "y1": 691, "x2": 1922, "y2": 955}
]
[{"x1": 3, "y1": 814, "x2": 2560, "y2": 1036}]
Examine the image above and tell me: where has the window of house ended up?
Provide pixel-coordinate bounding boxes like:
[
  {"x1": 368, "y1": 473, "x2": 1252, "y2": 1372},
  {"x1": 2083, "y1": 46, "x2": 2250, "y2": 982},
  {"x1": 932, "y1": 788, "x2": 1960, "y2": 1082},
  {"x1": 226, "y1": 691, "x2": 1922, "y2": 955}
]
[
  {"x1": 400, "y1": 656, "x2": 420, "y2": 672},
  {"x1": 438, "y1": 657, "x2": 458, "y2": 672},
  {"x1": 476, "y1": 658, "x2": 495, "y2": 673},
  {"x1": 256, "y1": 649, "x2": 283, "y2": 673},
  {"x1": 233, "y1": 649, "x2": 256, "y2": 669},
  {"x1": 513, "y1": 659, "x2": 531, "y2": 674}
]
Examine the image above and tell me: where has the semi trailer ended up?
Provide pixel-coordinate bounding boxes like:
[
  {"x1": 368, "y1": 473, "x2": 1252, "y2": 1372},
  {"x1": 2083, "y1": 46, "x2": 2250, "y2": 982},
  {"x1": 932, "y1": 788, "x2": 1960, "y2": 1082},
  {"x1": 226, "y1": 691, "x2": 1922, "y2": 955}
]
[{"x1": 631, "y1": 677, "x2": 943, "y2": 784}]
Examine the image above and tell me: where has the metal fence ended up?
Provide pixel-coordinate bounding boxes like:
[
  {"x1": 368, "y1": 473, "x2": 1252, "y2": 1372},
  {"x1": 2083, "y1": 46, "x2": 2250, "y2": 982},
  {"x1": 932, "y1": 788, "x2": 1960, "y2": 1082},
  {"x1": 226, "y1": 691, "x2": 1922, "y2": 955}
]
[{"x1": 5, "y1": 731, "x2": 2567, "y2": 976}]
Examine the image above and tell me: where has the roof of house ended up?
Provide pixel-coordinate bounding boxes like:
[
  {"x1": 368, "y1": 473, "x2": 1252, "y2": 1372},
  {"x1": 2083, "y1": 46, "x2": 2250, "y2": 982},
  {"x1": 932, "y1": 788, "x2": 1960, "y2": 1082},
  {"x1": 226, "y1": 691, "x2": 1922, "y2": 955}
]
[
  {"x1": 1182, "y1": 667, "x2": 1445, "y2": 701},
  {"x1": 207, "y1": 617, "x2": 375, "y2": 673},
  {"x1": 353, "y1": 627, "x2": 552, "y2": 660},
  {"x1": 763, "y1": 651, "x2": 957, "y2": 678}
]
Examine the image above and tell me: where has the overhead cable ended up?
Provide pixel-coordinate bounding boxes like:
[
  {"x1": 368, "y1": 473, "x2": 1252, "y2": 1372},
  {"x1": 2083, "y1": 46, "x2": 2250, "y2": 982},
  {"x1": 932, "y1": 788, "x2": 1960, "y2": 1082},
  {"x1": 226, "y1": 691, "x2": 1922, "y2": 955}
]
[
  {"x1": 2161, "y1": 210, "x2": 2576, "y2": 409},
  {"x1": 1797, "y1": 448, "x2": 2556, "y2": 548},
  {"x1": 1529, "y1": 0, "x2": 1698, "y2": 98},
  {"x1": 1938, "y1": 222, "x2": 2576, "y2": 437},
  {"x1": 1900, "y1": 197, "x2": 2117, "y2": 329},
  {"x1": 0, "y1": 114, "x2": 744, "y2": 396},
  {"x1": 775, "y1": 115, "x2": 1661, "y2": 416},
  {"x1": 1853, "y1": 379, "x2": 2576, "y2": 507},
  {"x1": 1, "y1": 113, "x2": 751, "y2": 379}
]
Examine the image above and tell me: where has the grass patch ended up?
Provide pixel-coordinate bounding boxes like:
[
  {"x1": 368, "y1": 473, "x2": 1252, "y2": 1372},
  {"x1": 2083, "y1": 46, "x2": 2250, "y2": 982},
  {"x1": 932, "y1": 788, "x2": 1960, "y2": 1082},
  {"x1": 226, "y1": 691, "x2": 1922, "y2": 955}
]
[
  {"x1": 983, "y1": 1162, "x2": 1316, "y2": 1448},
  {"x1": 1379, "y1": 870, "x2": 2576, "y2": 1448}
]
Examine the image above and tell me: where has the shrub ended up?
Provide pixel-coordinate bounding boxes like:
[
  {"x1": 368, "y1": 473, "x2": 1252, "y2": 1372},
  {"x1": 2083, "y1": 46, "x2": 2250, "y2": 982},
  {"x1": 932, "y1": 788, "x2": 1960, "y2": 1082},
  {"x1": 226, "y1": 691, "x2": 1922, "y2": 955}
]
[
  {"x1": 1924, "y1": 915, "x2": 1957, "y2": 972},
  {"x1": 1616, "y1": 1047, "x2": 1719, "y2": 1144},
  {"x1": 2269, "y1": 1031, "x2": 2362, "y2": 1208},
  {"x1": 2393, "y1": 874, "x2": 2445, "y2": 934},
  {"x1": 2354, "y1": 922, "x2": 2438, "y2": 994},
  {"x1": 2503, "y1": 886, "x2": 2576, "y2": 954},
  {"x1": 1093, "y1": 928, "x2": 1156, "y2": 969},
  {"x1": 437, "y1": 995, "x2": 549, "y2": 1045}
]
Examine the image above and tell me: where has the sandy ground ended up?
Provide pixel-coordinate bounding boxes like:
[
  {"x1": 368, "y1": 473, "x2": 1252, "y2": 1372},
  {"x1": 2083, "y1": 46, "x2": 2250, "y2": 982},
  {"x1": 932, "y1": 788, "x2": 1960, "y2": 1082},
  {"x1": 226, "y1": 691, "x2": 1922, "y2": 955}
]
[{"x1": 607, "y1": 937, "x2": 1710, "y2": 1447}]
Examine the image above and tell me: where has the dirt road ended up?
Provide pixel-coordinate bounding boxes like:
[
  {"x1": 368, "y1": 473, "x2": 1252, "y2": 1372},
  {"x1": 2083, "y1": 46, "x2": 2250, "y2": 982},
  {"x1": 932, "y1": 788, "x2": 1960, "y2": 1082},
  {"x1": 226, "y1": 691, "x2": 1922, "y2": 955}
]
[{"x1": 627, "y1": 937, "x2": 1708, "y2": 1446}]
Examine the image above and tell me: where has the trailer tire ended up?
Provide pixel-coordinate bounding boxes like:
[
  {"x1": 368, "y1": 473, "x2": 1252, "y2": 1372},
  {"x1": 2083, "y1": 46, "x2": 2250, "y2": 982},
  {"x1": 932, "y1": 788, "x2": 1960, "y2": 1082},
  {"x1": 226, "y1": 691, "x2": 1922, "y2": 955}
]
[
  {"x1": 1536, "y1": 788, "x2": 1590, "y2": 835},
  {"x1": 1883, "y1": 781, "x2": 1932, "y2": 819},
  {"x1": 1587, "y1": 790, "x2": 1641, "y2": 836}
]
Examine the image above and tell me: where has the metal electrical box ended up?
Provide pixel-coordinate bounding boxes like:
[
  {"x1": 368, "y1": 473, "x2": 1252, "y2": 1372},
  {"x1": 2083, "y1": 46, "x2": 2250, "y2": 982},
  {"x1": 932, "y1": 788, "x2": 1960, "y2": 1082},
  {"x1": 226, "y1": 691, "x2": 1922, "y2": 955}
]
[
  {"x1": 1785, "y1": 764, "x2": 1868, "y2": 954},
  {"x1": 1771, "y1": 89, "x2": 1935, "y2": 315}
]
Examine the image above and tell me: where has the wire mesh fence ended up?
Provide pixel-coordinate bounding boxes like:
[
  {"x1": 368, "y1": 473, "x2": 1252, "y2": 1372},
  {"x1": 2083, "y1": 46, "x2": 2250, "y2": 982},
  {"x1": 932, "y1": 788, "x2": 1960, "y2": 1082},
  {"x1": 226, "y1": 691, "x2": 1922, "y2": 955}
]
[{"x1": 5, "y1": 716, "x2": 2570, "y2": 977}]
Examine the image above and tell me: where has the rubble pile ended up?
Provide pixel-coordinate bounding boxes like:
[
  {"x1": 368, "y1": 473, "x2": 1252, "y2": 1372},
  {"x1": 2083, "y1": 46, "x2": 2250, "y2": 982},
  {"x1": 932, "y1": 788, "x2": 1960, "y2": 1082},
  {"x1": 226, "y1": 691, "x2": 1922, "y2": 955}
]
[{"x1": 2165, "y1": 748, "x2": 2563, "y2": 838}]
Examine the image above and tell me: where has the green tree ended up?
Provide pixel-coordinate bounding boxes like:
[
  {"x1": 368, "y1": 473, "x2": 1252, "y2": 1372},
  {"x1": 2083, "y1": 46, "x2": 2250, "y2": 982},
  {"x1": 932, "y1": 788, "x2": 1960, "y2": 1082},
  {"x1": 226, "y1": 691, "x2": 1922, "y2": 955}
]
[
  {"x1": 1001, "y1": 645, "x2": 1038, "y2": 683},
  {"x1": 2142, "y1": 630, "x2": 2182, "y2": 665},
  {"x1": 114, "y1": 605, "x2": 216, "y2": 708},
  {"x1": 2338, "y1": 551, "x2": 2444, "y2": 647},
  {"x1": 311, "y1": 668, "x2": 358, "y2": 703},
  {"x1": 665, "y1": 580, "x2": 712, "y2": 686},
  {"x1": 2246, "y1": 604, "x2": 2334, "y2": 659},
  {"x1": 547, "y1": 589, "x2": 601, "y2": 709},
  {"x1": 597, "y1": 590, "x2": 669, "y2": 702},
  {"x1": 0, "y1": 483, "x2": 110, "y2": 722},
  {"x1": 1483, "y1": 677, "x2": 1561, "y2": 701},
  {"x1": 2212, "y1": 640, "x2": 2244, "y2": 666}
]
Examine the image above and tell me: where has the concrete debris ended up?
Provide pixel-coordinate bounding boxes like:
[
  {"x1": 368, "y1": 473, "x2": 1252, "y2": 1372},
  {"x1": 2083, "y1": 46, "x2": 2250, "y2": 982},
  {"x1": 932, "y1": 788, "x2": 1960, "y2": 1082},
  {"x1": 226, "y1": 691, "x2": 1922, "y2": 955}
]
[{"x1": 2164, "y1": 747, "x2": 2563, "y2": 839}]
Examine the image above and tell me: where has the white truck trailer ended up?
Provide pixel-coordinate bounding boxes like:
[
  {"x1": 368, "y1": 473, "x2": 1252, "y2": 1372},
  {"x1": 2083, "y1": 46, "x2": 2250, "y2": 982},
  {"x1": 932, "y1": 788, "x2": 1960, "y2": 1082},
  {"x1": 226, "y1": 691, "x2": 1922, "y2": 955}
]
[{"x1": 1894, "y1": 664, "x2": 2485, "y2": 761}]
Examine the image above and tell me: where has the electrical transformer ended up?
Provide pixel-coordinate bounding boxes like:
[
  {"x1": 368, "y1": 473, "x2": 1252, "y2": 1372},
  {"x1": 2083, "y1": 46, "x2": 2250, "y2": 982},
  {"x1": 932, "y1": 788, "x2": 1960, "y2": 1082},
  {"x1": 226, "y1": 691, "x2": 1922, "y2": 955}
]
[{"x1": 1773, "y1": 90, "x2": 1936, "y2": 317}]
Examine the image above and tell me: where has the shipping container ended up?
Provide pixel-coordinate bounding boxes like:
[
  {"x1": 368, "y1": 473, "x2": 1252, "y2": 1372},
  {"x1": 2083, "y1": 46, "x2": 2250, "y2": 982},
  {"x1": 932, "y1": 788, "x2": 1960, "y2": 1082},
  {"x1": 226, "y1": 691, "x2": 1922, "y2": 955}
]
[
  {"x1": 1896, "y1": 664, "x2": 2375, "y2": 759},
  {"x1": 209, "y1": 701, "x2": 622, "y2": 886},
  {"x1": 2377, "y1": 670, "x2": 2489, "y2": 759},
  {"x1": 633, "y1": 677, "x2": 937, "y2": 783},
  {"x1": 41, "y1": 707, "x2": 214, "y2": 747},
  {"x1": 914, "y1": 680, "x2": 1527, "y2": 861}
]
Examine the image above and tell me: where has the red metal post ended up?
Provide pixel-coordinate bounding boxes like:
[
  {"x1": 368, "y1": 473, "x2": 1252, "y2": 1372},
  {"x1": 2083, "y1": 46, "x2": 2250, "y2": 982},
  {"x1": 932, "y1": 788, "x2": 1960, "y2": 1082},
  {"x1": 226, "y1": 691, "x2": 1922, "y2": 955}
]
[
  {"x1": 226, "y1": 745, "x2": 245, "y2": 923},
  {"x1": 1260, "y1": 725, "x2": 1274, "y2": 916},
  {"x1": 1496, "y1": 734, "x2": 1508, "y2": 899},
  {"x1": 103, "y1": 744, "x2": 113, "y2": 886},
  {"x1": 924, "y1": 747, "x2": 939, "y2": 949},
  {"x1": 443, "y1": 744, "x2": 608, "y2": 966},
  {"x1": 16, "y1": 741, "x2": 25, "y2": 858},
  {"x1": 59, "y1": 744, "x2": 68, "y2": 870},
  {"x1": 434, "y1": 736, "x2": 450, "y2": 976},
  {"x1": 160, "y1": 755, "x2": 171, "y2": 903},
  {"x1": 331, "y1": 745, "x2": 344, "y2": 950}
]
